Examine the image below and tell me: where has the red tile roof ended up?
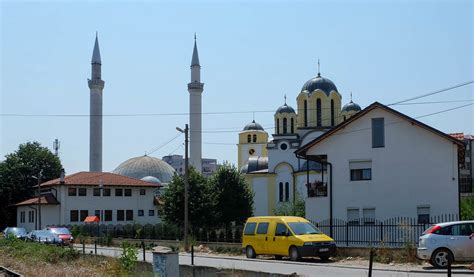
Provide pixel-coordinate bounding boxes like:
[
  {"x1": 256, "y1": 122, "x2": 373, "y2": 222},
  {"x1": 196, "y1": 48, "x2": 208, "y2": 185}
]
[
  {"x1": 15, "y1": 193, "x2": 60, "y2": 206},
  {"x1": 449, "y1": 133, "x2": 465, "y2": 140},
  {"x1": 39, "y1": 171, "x2": 161, "y2": 188}
]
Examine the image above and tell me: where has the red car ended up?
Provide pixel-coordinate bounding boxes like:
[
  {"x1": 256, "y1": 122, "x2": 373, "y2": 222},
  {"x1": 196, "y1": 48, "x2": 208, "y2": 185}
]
[{"x1": 45, "y1": 227, "x2": 74, "y2": 245}]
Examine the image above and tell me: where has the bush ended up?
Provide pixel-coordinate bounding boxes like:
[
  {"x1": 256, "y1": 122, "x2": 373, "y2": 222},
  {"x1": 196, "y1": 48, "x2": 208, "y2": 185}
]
[
  {"x1": 233, "y1": 228, "x2": 242, "y2": 243},
  {"x1": 209, "y1": 230, "x2": 217, "y2": 242},
  {"x1": 119, "y1": 242, "x2": 138, "y2": 272},
  {"x1": 226, "y1": 228, "x2": 234, "y2": 243},
  {"x1": 461, "y1": 195, "x2": 474, "y2": 220}
]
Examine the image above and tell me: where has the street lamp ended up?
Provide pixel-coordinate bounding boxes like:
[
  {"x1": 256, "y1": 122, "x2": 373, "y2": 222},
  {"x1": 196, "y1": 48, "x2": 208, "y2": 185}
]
[{"x1": 176, "y1": 124, "x2": 189, "y2": 251}]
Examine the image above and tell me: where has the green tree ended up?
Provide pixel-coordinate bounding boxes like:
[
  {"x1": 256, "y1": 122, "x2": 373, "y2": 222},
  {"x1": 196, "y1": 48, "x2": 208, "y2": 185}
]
[
  {"x1": 208, "y1": 163, "x2": 254, "y2": 228},
  {"x1": 273, "y1": 192, "x2": 305, "y2": 217},
  {"x1": 160, "y1": 168, "x2": 214, "y2": 231},
  {"x1": 0, "y1": 142, "x2": 63, "y2": 228},
  {"x1": 461, "y1": 195, "x2": 474, "y2": 220}
]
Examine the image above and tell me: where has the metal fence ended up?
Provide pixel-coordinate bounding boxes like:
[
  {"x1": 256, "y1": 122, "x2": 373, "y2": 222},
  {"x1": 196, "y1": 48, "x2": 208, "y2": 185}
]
[{"x1": 311, "y1": 213, "x2": 459, "y2": 248}]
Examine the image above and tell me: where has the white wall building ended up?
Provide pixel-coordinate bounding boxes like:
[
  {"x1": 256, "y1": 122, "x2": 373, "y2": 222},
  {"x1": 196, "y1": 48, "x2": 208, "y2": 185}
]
[
  {"x1": 296, "y1": 102, "x2": 464, "y2": 224},
  {"x1": 16, "y1": 172, "x2": 162, "y2": 231},
  {"x1": 162, "y1": 154, "x2": 218, "y2": 177}
]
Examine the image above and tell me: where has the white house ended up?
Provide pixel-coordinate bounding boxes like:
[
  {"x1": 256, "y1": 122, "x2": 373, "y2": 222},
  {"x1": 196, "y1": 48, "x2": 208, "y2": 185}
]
[
  {"x1": 295, "y1": 102, "x2": 464, "y2": 224},
  {"x1": 16, "y1": 171, "x2": 163, "y2": 231}
]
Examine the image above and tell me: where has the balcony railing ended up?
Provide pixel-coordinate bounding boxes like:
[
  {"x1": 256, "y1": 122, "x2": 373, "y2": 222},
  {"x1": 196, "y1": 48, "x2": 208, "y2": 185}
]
[{"x1": 306, "y1": 181, "x2": 327, "y2": 197}]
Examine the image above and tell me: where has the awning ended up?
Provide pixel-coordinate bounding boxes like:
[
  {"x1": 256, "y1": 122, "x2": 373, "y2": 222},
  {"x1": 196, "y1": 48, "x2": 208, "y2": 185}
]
[{"x1": 84, "y1": 216, "x2": 100, "y2": 223}]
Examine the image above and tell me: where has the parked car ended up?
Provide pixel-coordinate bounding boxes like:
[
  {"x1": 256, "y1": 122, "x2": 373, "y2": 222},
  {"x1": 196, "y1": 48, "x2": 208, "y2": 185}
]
[
  {"x1": 3, "y1": 227, "x2": 28, "y2": 240},
  {"x1": 242, "y1": 216, "x2": 336, "y2": 261},
  {"x1": 28, "y1": 230, "x2": 63, "y2": 245},
  {"x1": 45, "y1": 227, "x2": 74, "y2": 245},
  {"x1": 417, "y1": 220, "x2": 474, "y2": 268}
]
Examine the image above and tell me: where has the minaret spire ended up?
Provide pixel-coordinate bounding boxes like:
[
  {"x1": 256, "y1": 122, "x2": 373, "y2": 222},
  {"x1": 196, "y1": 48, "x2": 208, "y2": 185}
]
[
  {"x1": 91, "y1": 32, "x2": 101, "y2": 65},
  {"x1": 317, "y1": 59, "x2": 321, "y2": 77},
  {"x1": 191, "y1": 33, "x2": 200, "y2": 67}
]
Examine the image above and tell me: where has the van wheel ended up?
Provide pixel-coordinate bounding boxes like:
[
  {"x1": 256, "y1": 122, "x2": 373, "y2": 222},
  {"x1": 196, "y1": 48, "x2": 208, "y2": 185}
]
[
  {"x1": 430, "y1": 248, "x2": 453, "y2": 269},
  {"x1": 246, "y1": 246, "x2": 256, "y2": 259},
  {"x1": 289, "y1": 246, "x2": 300, "y2": 261}
]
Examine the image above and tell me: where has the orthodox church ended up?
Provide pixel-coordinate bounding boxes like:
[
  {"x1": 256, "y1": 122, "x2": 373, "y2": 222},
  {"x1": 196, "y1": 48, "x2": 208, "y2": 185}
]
[{"x1": 238, "y1": 67, "x2": 362, "y2": 216}]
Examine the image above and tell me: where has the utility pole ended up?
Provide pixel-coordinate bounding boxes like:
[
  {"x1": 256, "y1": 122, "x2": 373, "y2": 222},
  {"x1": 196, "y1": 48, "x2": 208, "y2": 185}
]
[
  {"x1": 177, "y1": 124, "x2": 190, "y2": 251},
  {"x1": 36, "y1": 170, "x2": 42, "y2": 230}
]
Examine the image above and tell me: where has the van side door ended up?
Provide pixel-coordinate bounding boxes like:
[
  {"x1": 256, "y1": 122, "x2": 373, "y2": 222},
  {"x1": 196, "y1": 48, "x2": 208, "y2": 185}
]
[
  {"x1": 255, "y1": 222, "x2": 270, "y2": 254},
  {"x1": 272, "y1": 221, "x2": 291, "y2": 256}
]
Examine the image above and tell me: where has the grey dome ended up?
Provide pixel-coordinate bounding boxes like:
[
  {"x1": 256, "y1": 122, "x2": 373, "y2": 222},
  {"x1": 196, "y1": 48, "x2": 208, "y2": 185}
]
[
  {"x1": 275, "y1": 103, "x2": 295, "y2": 115},
  {"x1": 243, "y1": 120, "x2": 264, "y2": 131},
  {"x1": 301, "y1": 74, "x2": 338, "y2": 96},
  {"x1": 241, "y1": 156, "x2": 268, "y2": 174},
  {"x1": 113, "y1": 155, "x2": 175, "y2": 183},
  {"x1": 140, "y1": 176, "x2": 162, "y2": 184},
  {"x1": 342, "y1": 101, "x2": 362, "y2": 113}
]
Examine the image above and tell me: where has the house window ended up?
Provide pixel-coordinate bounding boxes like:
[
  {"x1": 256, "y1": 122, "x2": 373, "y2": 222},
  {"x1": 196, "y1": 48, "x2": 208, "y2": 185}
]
[
  {"x1": 20, "y1": 211, "x2": 25, "y2": 223},
  {"x1": 253, "y1": 134, "x2": 257, "y2": 143},
  {"x1": 372, "y1": 118, "x2": 385, "y2": 148},
  {"x1": 283, "y1": 118, "x2": 287, "y2": 134},
  {"x1": 126, "y1": 210, "x2": 133, "y2": 221},
  {"x1": 28, "y1": 211, "x2": 34, "y2": 223},
  {"x1": 277, "y1": 118, "x2": 280, "y2": 134},
  {"x1": 291, "y1": 118, "x2": 294, "y2": 133},
  {"x1": 78, "y1": 188, "x2": 87, "y2": 196},
  {"x1": 316, "y1": 98, "x2": 322, "y2": 127},
  {"x1": 279, "y1": 182, "x2": 283, "y2": 202},
  {"x1": 115, "y1": 188, "x2": 123, "y2": 196},
  {"x1": 68, "y1": 188, "x2": 77, "y2": 196},
  {"x1": 124, "y1": 189, "x2": 132, "y2": 197},
  {"x1": 80, "y1": 210, "x2": 88, "y2": 221},
  {"x1": 70, "y1": 210, "x2": 78, "y2": 222},
  {"x1": 417, "y1": 206, "x2": 430, "y2": 224},
  {"x1": 140, "y1": 189, "x2": 146, "y2": 195},
  {"x1": 149, "y1": 210, "x2": 155, "y2": 216},
  {"x1": 93, "y1": 188, "x2": 101, "y2": 196},
  {"x1": 349, "y1": 160, "x2": 372, "y2": 181},
  {"x1": 95, "y1": 210, "x2": 100, "y2": 218},
  {"x1": 247, "y1": 134, "x2": 251, "y2": 143},
  {"x1": 117, "y1": 210, "x2": 124, "y2": 221},
  {"x1": 285, "y1": 182, "x2": 290, "y2": 202},
  {"x1": 103, "y1": 188, "x2": 111, "y2": 196},
  {"x1": 347, "y1": 208, "x2": 359, "y2": 225},
  {"x1": 363, "y1": 208, "x2": 376, "y2": 225},
  {"x1": 331, "y1": 99, "x2": 335, "y2": 126},
  {"x1": 104, "y1": 210, "x2": 112, "y2": 221},
  {"x1": 138, "y1": 210, "x2": 144, "y2": 217},
  {"x1": 304, "y1": 100, "x2": 308, "y2": 127}
]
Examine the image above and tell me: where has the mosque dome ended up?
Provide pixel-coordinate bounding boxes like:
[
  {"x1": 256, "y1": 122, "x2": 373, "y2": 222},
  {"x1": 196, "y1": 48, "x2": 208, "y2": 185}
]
[
  {"x1": 243, "y1": 120, "x2": 264, "y2": 131},
  {"x1": 113, "y1": 155, "x2": 175, "y2": 183},
  {"x1": 301, "y1": 74, "x2": 338, "y2": 96},
  {"x1": 140, "y1": 176, "x2": 162, "y2": 184},
  {"x1": 275, "y1": 103, "x2": 296, "y2": 114},
  {"x1": 342, "y1": 101, "x2": 362, "y2": 113}
]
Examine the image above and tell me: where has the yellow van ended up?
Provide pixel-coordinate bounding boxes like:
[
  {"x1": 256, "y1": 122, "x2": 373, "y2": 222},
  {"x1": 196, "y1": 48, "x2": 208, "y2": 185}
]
[{"x1": 242, "y1": 216, "x2": 336, "y2": 261}]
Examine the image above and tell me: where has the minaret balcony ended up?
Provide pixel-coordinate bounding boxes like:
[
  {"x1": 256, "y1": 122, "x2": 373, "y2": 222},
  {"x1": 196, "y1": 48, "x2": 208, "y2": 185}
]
[
  {"x1": 88, "y1": 79, "x2": 105, "y2": 89},
  {"x1": 187, "y1": 82, "x2": 204, "y2": 90}
]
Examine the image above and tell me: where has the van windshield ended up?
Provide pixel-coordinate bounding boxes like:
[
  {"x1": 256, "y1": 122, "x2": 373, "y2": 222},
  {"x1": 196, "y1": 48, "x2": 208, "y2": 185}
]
[{"x1": 287, "y1": 222, "x2": 322, "y2": 235}]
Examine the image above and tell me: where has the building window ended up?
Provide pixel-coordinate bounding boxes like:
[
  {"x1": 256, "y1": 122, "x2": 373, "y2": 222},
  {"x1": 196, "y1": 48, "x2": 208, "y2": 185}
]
[
  {"x1": 285, "y1": 182, "x2": 290, "y2": 202},
  {"x1": 117, "y1": 210, "x2": 124, "y2": 221},
  {"x1": 363, "y1": 208, "x2": 376, "y2": 225},
  {"x1": 331, "y1": 99, "x2": 335, "y2": 126},
  {"x1": 372, "y1": 118, "x2": 385, "y2": 148},
  {"x1": 347, "y1": 208, "x2": 359, "y2": 225},
  {"x1": 306, "y1": 181, "x2": 327, "y2": 197},
  {"x1": 279, "y1": 182, "x2": 283, "y2": 202},
  {"x1": 138, "y1": 210, "x2": 144, "y2": 217},
  {"x1": 95, "y1": 210, "x2": 100, "y2": 218},
  {"x1": 20, "y1": 211, "x2": 25, "y2": 223},
  {"x1": 149, "y1": 210, "x2": 155, "y2": 216},
  {"x1": 316, "y1": 98, "x2": 322, "y2": 127},
  {"x1": 80, "y1": 210, "x2": 88, "y2": 221},
  {"x1": 140, "y1": 189, "x2": 146, "y2": 195},
  {"x1": 28, "y1": 211, "x2": 34, "y2": 223},
  {"x1": 68, "y1": 188, "x2": 77, "y2": 196},
  {"x1": 247, "y1": 134, "x2": 251, "y2": 143},
  {"x1": 126, "y1": 210, "x2": 133, "y2": 221},
  {"x1": 283, "y1": 118, "x2": 287, "y2": 133},
  {"x1": 93, "y1": 188, "x2": 101, "y2": 196},
  {"x1": 349, "y1": 160, "x2": 372, "y2": 181},
  {"x1": 78, "y1": 188, "x2": 87, "y2": 196},
  {"x1": 277, "y1": 118, "x2": 280, "y2": 134},
  {"x1": 104, "y1": 210, "x2": 112, "y2": 221},
  {"x1": 291, "y1": 118, "x2": 294, "y2": 133},
  {"x1": 252, "y1": 134, "x2": 257, "y2": 143},
  {"x1": 279, "y1": 143, "x2": 288, "y2": 151},
  {"x1": 70, "y1": 210, "x2": 78, "y2": 222},
  {"x1": 103, "y1": 188, "x2": 111, "y2": 196},
  {"x1": 304, "y1": 100, "x2": 308, "y2": 127},
  {"x1": 417, "y1": 206, "x2": 430, "y2": 224},
  {"x1": 124, "y1": 189, "x2": 132, "y2": 197},
  {"x1": 115, "y1": 188, "x2": 123, "y2": 197}
]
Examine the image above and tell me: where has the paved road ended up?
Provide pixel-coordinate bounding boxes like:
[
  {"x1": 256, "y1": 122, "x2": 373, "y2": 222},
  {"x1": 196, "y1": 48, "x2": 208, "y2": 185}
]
[{"x1": 75, "y1": 244, "x2": 473, "y2": 276}]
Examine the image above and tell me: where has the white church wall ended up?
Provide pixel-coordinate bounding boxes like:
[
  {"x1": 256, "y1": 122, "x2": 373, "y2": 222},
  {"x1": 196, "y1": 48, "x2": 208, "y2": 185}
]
[{"x1": 251, "y1": 176, "x2": 270, "y2": 216}]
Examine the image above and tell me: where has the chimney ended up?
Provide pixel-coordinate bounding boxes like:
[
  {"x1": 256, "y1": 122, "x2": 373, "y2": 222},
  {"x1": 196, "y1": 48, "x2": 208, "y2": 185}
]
[{"x1": 60, "y1": 169, "x2": 65, "y2": 184}]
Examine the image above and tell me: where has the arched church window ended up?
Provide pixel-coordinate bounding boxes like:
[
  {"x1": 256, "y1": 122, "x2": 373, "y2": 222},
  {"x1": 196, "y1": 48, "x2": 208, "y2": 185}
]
[
  {"x1": 291, "y1": 118, "x2": 294, "y2": 133},
  {"x1": 331, "y1": 99, "x2": 335, "y2": 126},
  {"x1": 304, "y1": 100, "x2": 308, "y2": 127},
  {"x1": 247, "y1": 134, "x2": 251, "y2": 143},
  {"x1": 252, "y1": 134, "x2": 257, "y2": 143},
  {"x1": 285, "y1": 182, "x2": 290, "y2": 202},
  {"x1": 316, "y1": 99, "x2": 322, "y2": 127},
  {"x1": 279, "y1": 182, "x2": 283, "y2": 202},
  {"x1": 283, "y1": 118, "x2": 287, "y2": 134},
  {"x1": 277, "y1": 118, "x2": 280, "y2": 134}
]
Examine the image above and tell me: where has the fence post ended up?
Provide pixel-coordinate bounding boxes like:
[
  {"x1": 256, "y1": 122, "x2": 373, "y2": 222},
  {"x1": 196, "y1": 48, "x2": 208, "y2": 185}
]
[
  {"x1": 379, "y1": 222, "x2": 383, "y2": 243},
  {"x1": 346, "y1": 222, "x2": 349, "y2": 246},
  {"x1": 82, "y1": 241, "x2": 85, "y2": 254},
  {"x1": 191, "y1": 243, "x2": 194, "y2": 266},
  {"x1": 368, "y1": 249, "x2": 374, "y2": 277},
  {"x1": 94, "y1": 240, "x2": 97, "y2": 255},
  {"x1": 142, "y1": 241, "x2": 146, "y2": 261},
  {"x1": 447, "y1": 254, "x2": 452, "y2": 277}
]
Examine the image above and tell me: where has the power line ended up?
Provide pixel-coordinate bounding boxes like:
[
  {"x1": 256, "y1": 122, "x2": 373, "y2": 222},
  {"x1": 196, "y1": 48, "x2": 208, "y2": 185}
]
[
  {"x1": 146, "y1": 133, "x2": 182, "y2": 155},
  {"x1": 392, "y1": 100, "x2": 474, "y2": 105}
]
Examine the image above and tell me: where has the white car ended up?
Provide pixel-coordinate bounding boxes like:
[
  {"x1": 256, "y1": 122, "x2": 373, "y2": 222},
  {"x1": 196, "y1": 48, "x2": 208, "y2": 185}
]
[{"x1": 417, "y1": 220, "x2": 474, "y2": 268}]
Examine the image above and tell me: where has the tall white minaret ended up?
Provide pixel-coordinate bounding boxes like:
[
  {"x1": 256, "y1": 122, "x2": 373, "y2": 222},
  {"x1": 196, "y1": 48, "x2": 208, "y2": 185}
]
[
  {"x1": 188, "y1": 34, "x2": 204, "y2": 172},
  {"x1": 88, "y1": 33, "x2": 105, "y2": 172}
]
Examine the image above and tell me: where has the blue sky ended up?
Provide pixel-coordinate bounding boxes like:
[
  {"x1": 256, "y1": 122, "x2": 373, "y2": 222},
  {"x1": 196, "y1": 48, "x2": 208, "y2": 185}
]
[{"x1": 1, "y1": 0, "x2": 473, "y2": 174}]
